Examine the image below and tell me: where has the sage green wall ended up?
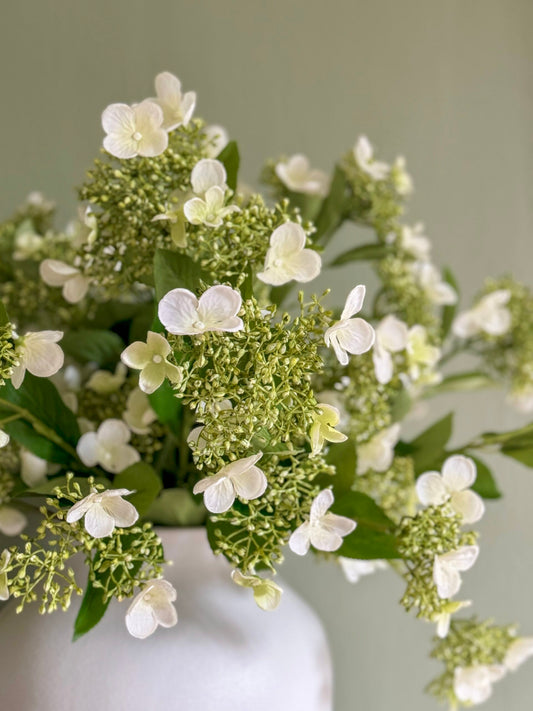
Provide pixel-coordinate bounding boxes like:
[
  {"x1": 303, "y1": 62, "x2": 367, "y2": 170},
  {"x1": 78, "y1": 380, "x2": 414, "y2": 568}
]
[{"x1": 1, "y1": 1, "x2": 532, "y2": 708}]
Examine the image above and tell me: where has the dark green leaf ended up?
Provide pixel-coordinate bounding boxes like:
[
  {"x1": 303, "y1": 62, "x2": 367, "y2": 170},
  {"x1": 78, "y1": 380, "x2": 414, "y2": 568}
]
[
  {"x1": 129, "y1": 302, "x2": 157, "y2": 343},
  {"x1": 408, "y1": 413, "x2": 454, "y2": 476},
  {"x1": 61, "y1": 329, "x2": 124, "y2": 367},
  {"x1": 390, "y1": 388, "x2": 412, "y2": 422},
  {"x1": 153, "y1": 249, "x2": 208, "y2": 302},
  {"x1": 338, "y1": 528, "x2": 400, "y2": 560},
  {"x1": 148, "y1": 380, "x2": 182, "y2": 436},
  {"x1": 0, "y1": 300, "x2": 9, "y2": 328},
  {"x1": 317, "y1": 439, "x2": 357, "y2": 495},
  {"x1": 146, "y1": 488, "x2": 206, "y2": 526},
  {"x1": 441, "y1": 267, "x2": 459, "y2": 339},
  {"x1": 313, "y1": 165, "x2": 348, "y2": 245},
  {"x1": 217, "y1": 141, "x2": 240, "y2": 192},
  {"x1": 332, "y1": 492, "x2": 399, "y2": 559},
  {"x1": 112, "y1": 462, "x2": 162, "y2": 516},
  {"x1": 285, "y1": 190, "x2": 323, "y2": 222},
  {"x1": 331, "y1": 491, "x2": 396, "y2": 532},
  {"x1": 73, "y1": 577, "x2": 111, "y2": 641},
  {"x1": 465, "y1": 454, "x2": 501, "y2": 499},
  {"x1": 330, "y1": 243, "x2": 392, "y2": 267},
  {"x1": 501, "y1": 445, "x2": 533, "y2": 468}
]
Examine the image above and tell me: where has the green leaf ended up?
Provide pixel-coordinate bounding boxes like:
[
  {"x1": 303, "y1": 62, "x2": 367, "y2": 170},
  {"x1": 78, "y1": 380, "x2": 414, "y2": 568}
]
[
  {"x1": 318, "y1": 439, "x2": 357, "y2": 495},
  {"x1": 285, "y1": 190, "x2": 323, "y2": 222},
  {"x1": 331, "y1": 491, "x2": 396, "y2": 531},
  {"x1": 0, "y1": 300, "x2": 9, "y2": 328},
  {"x1": 390, "y1": 388, "x2": 412, "y2": 423},
  {"x1": 61, "y1": 329, "x2": 124, "y2": 367},
  {"x1": 146, "y1": 488, "x2": 206, "y2": 526},
  {"x1": 338, "y1": 528, "x2": 400, "y2": 560},
  {"x1": 112, "y1": 462, "x2": 162, "y2": 516},
  {"x1": 332, "y1": 493, "x2": 399, "y2": 559},
  {"x1": 73, "y1": 577, "x2": 111, "y2": 641},
  {"x1": 501, "y1": 445, "x2": 533, "y2": 468},
  {"x1": 407, "y1": 413, "x2": 454, "y2": 476},
  {"x1": 465, "y1": 455, "x2": 501, "y2": 499},
  {"x1": 148, "y1": 380, "x2": 182, "y2": 436},
  {"x1": 313, "y1": 165, "x2": 348, "y2": 245},
  {"x1": 153, "y1": 248, "x2": 208, "y2": 302},
  {"x1": 330, "y1": 243, "x2": 392, "y2": 267},
  {"x1": 441, "y1": 267, "x2": 459, "y2": 339},
  {"x1": 217, "y1": 141, "x2": 240, "y2": 192}
]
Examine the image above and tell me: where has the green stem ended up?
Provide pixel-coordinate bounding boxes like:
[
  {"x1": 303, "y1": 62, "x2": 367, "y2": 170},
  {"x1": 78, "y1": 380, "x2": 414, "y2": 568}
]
[{"x1": 0, "y1": 400, "x2": 78, "y2": 459}]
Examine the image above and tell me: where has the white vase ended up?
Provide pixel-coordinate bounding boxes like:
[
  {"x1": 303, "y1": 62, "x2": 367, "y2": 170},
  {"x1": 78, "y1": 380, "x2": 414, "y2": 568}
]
[{"x1": 0, "y1": 527, "x2": 333, "y2": 711}]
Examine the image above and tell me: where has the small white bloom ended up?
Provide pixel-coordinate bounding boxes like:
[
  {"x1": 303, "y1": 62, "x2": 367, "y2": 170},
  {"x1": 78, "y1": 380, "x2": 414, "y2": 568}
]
[
  {"x1": 353, "y1": 135, "x2": 390, "y2": 180},
  {"x1": 507, "y1": 386, "x2": 533, "y2": 414},
  {"x1": 158, "y1": 285, "x2": 244, "y2": 336},
  {"x1": 66, "y1": 487, "x2": 138, "y2": 538},
  {"x1": 102, "y1": 101, "x2": 168, "y2": 159},
  {"x1": 257, "y1": 222, "x2": 322, "y2": 286},
  {"x1": 184, "y1": 185, "x2": 240, "y2": 227},
  {"x1": 190, "y1": 158, "x2": 228, "y2": 195},
  {"x1": 339, "y1": 557, "x2": 387, "y2": 584},
  {"x1": 0, "y1": 506, "x2": 27, "y2": 537},
  {"x1": 504, "y1": 637, "x2": 533, "y2": 672},
  {"x1": 416, "y1": 455, "x2": 485, "y2": 524},
  {"x1": 453, "y1": 665, "x2": 506, "y2": 706},
  {"x1": 39, "y1": 259, "x2": 90, "y2": 303},
  {"x1": 433, "y1": 545, "x2": 479, "y2": 599},
  {"x1": 324, "y1": 285, "x2": 375, "y2": 366},
  {"x1": 452, "y1": 290, "x2": 512, "y2": 339},
  {"x1": 289, "y1": 489, "x2": 356, "y2": 556},
  {"x1": 372, "y1": 315, "x2": 409, "y2": 384},
  {"x1": 76, "y1": 419, "x2": 140, "y2": 474},
  {"x1": 152, "y1": 71, "x2": 196, "y2": 131},
  {"x1": 275, "y1": 154, "x2": 330, "y2": 196},
  {"x1": 11, "y1": 330, "x2": 64, "y2": 390},
  {"x1": 126, "y1": 578, "x2": 178, "y2": 639},
  {"x1": 309, "y1": 403, "x2": 348, "y2": 455},
  {"x1": 433, "y1": 599, "x2": 472, "y2": 638},
  {"x1": 0, "y1": 430, "x2": 9, "y2": 447},
  {"x1": 193, "y1": 453, "x2": 266, "y2": 514},
  {"x1": 20, "y1": 449, "x2": 48, "y2": 487},
  {"x1": 316, "y1": 390, "x2": 350, "y2": 430},
  {"x1": 412, "y1": 262, "x2": 457, "y2": 305},
  {"x1": 406, "y1": 324, "x2": 441, "y2": 383},
  {"x1": 397, "y1": 223, "x2": 431, "y2": 261},
  {"x1": 123, "y1": 388, "x2": 157, "y2": 435},
  {"x1": 231, "y1": 570, "x2": 283, "y2": 611},
  {"x1": 13, "y1": 222, "x2": 43, "y2": 260},
  {"x1": 391, "y1": 156, "x2": 413, "y2": 195},
  {"x1": 204, "y1": 124, "x2": 229, "y2": 157},
  {"x1": 86, "y1": 362, "x2": 127, "y2": 394},
  {"x1": 356, "y1": 423, "x2": 401, "y2": 475},
  {"x1": 121, "y1": 331, "x2": 182, "y2": 394},
  {"x1": 0, "y1": 549, "x2": 10, "y2": 600}
]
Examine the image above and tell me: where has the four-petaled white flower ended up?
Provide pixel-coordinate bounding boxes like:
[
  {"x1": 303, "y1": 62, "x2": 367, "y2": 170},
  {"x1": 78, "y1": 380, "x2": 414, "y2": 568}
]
[
  {"x1": 86, "y1": 363, "x2": 128, "y2": 395},
  {"x1": 353, "y1": 135, "x2": 390, "y2": 180},
  {"x1": 102, "y1": 101, "x2": 168, "y2": 159},
  {"x1": 395, "y1": 223, "x2": 431, "y2": 261},
  {"x1": 416, "y1": 455, "x2": 485, "y2": 524},
  {"x1": 432, "y1": 599, "x2": 471, "y2": 639},
  {"x1": 152, "y1": 71, "x2": 196, "y2": 131},
  {"x1": 289, "y1": 489, "x2": 356, "y2": 556},
  {"x1": 324, "y1": 285, "x2": 375, "y2": 366},
  {"x1": 0, "y1": 430, "x2": 9, "y2": 448},
  {"x1": 39, "y1": 259, "x2": 90, "y2": 303},
  {"x1": 412, "y1": 262, "x2": 457, "y2": 305},
  {"x1": 66, "y1": 487, "x2": 138, "y2": 538},
  {"x1": 76, "y1": 419, "x2": 140, "y2": 474},
  {"x1": 121, "y1": 331, "x2": 183, "y2": 394},
  {"x1": 275, "y1": 154, "x2": 330, "y2": 196},
  {"x1": 231, "y1": 570, "x2": 283, "y2": 611},
  {"x1": 339, "y1": 557, "x2": 387, "y2": 584},
  {"x1": 406, "y1": 324, "x2": 441, "y2": 383},
  {"x1": 123, "y1": 388, "x2": 157, "y2": 435},
  {"x1": 183, "y1": 159, "x2": 239, "y2": 228},
  {"x1": 452, "y1": 290, "x2": 512, "y2": 339},
  {"x1": 11, "y1": 331, "x2": 64, "y2": 390},
  {"x1": 0, "y1": 505, "x2": 27, "y2": 537},
  {"x1": 453, "y1": 665, "x2": 506, "y2": 706},
  {"x1": 204, "y1": 124, "x2": 229, "y2": 157},
  {"x1": 372, "y1": 314, "x2": 409, "y2": 384},
  {"x1": 193, "y1": 453, "x2": 267, "y2": 514},
  {"x1": 126, "y1": 578, "x2": 178, "y2": 639},
  {"x1": 257, "y1": 222, "x2": 322, "y2": 286},
  {"x1": 433, "y1": 545, "x2": 479, "y2": 599},
  {"x1": 504, "y1": 637, "x2": 533, "y2": 672},
  {"x1": 356, "y1": 423, "x2": 401, "y2": 475},
  {"x1": 158, "y1": 285, "x2": 244, "y2": 337},
  {"x1": 309, "y1": 403, "x2": 348, "y2": 455}
]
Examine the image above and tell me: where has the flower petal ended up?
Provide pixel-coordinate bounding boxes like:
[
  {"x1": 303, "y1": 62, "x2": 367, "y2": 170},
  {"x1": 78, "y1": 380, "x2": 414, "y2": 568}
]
[
  {"x1": 451, "y1": 490, "x2": 485, "y2": 524},
  {"x1": 289, "y1": 521, "x2": 312, "y2": 556},
  {"x1": 98, "y1": 419, "x2": 131, "y2": 448},
  {"x1": 309, "y1": 526, "x2": 344, "y2": 552},
  {"x1": 158, "y1": 288, "x2": 199, "y2": 335},
  {"x1": 231, "y1": 465, "x2": 267, "y2": 501},
  {"x1": 202, "y1": 477, "x2": 236, "y2": 513},
  {"x1": 39, "y1": 259, "x2": 78, "y2": 287},
  {"x1": 139, "y1": 362, "x2": 166, "y2": 394},
  {"x1": 269, "y1": 222, "x2": 306, "y2": 256},
  {"x1": 341, "y1": 285, "x2": 366, "y2": 320},
  {"x1": 416, "y1": 471, "x2": 448, "y2": 506},
  {"x1": 190, "y1": 159, "x2": 227, "y2": 195},
  {"x1": 433, "y1": 555, "x2": 462, "y2": 599},
  {"x1": 63, "y1": 274, "x2": 89, "y2": 303},
  {"x1": 310, "y1": 489, "x2": 334, "y2": 520},
  {"x1": 0, "y1": 506, "x2": 27, "y2": 536},
  {"x1": 76, "y1": 432, "x2": 100, "y2": 467},
  {"x1": 84, "y1": 504, "x2": 116, "y2": 538},
  {"x1": 126, "y1": 597, "x2": 157, "y2": 639},
  {"x1": 372, "y1": 345, "x2": 393, "y2": 385},
  {"x1": 197, "y1": 285, "x2": 243, "y2": 331},
  {"x1": 442, "y1": 455, "x2": 477, "y2": 492},
  {"x1": 121, "y1": 341, "x2": 152, "y2": 370},
  {"x1": 336, "y1": 319, "x2": 375, "y2": 355},
  {"x1": 103, "y1": 496, "x2": 138, "y2": 528}
]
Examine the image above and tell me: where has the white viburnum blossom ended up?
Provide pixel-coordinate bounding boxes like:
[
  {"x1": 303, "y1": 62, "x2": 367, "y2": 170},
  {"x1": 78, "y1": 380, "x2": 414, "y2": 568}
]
[
  {"x1": 126, "y1": 579, "x2": 178, "y2": 639},
  {"x1": 412, "y1": 262, "x2": 457, "y2": 305},
  {"x1": 121, "y1": 331, "x2": 182, "y2": 395},
  {"x1": 452, "y1": 290, "x2": 512, "y2": 339},
  {"x1": 432, "y1": 599, "x2": 472, "y2": 639},
  {"x1": 372, "y1": 314, "x2": 409, "y2": 384},
  {"x1": 86, "y1": 362, "x2": 128, "y2": 395},
  {"x1": 152, "y1": 71, "x2": 196, "y2": 131},
  {"x1": 275, "y1": 154, "x2": 330, "y2": 197},
  {"x1": 11, "y1": 331, "x2": 64, "y2": 390},
  {"x1": 123, "y1": 388, "x2": 157, "y2": 435},
  {"x1": 416, "y1": 455, "x2": 485, "y2": 524},
  {"x1": 324, "y1": 285, "x2": 375, "y2": 366},
  {"x1": 66, "y1": 487, "x2": 138, "y2": 538},
  {"x1": 289, "y1": 489, "x2": 356, "y2": 556},
  {"x1": 158, "y1": 285, "x2": 244, "y2": 337},
  {"x1": 406, "y1": 324, "x2": 441, "y2": 383},
  {"x1": 0, "y1": 549, "x2": 10, "y2": 600},
  {"x1": 356, "y1": 423, "x2": 401, "y2": 475},
  {"x1": 394, "y1": 223, "x2": 431, "y2": 261},
  {"x1": 353, "y1": 135, "x2": 390, "y2": 180},
  {"x1": 257, "y1": 222, "x2": 322, "y2": 286},
  {"x1": 453, "y1": 665, "x2": 506, "y2": 706},
  {"x1": 309, "y1": 403, "x2": 348, "y2": 455},
  {"x1": 433, "y1": 545, "x2": 480, "y2": 599},
  {"x1": 204, "y1": 124, "x2": 229, "y2": 157},
  {"x1": 0, "y1": 506, "x2": 27, "y2": 537},
  {"x1": 76, "y1": 419, "x2": 140, "y2": 474},
  {"x1": 193, "y1": 453, "x2": 267, "y2": 514},
  {"x1": 231, "y1": 570, "x2": 283, "y2": 611},
  {"x1": 39, "y1": 259, "x2": 90, "y2": 303},
  {"x1": 183, "y1": 159, "x2": 239, "y2": 228},
  {"x1": 13, "y1": 222, "x2": 42, "y2": 260},
  {"x1": 20, "y1": 449, "x2": 48, "y2": 487},
  {"x1": 339, "y1": 557, "x2": 387, "y2": 584},
  {"x1": 504, "y1": 637, "x2": 533, "y2": 672},
  {"x1": 0, "y1": 430, "x2": 9, "y2": 447},
  {"x1": 102, "y1": 101, "x2": 168, "y2": 159}
]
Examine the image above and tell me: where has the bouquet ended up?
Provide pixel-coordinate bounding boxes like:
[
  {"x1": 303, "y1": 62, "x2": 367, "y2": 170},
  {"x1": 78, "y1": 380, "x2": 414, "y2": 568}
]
[{"x1": 1, "y1": 70, "x2": 532, "y2": 707}]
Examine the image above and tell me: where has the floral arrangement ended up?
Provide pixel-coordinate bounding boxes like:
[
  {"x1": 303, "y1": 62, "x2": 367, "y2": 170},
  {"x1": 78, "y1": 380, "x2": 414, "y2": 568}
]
[{"x1": 1, "y1": 70, "x2": 533, "y2": 707}]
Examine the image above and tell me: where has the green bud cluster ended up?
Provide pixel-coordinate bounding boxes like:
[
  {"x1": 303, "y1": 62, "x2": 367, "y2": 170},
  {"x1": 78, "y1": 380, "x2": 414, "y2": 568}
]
[
  {"x1": 354, "y1": 456, "x2": 416, "y2": 522},
  {"x1": 0, "y1": 322, "x2": 18, "y2": 385}
]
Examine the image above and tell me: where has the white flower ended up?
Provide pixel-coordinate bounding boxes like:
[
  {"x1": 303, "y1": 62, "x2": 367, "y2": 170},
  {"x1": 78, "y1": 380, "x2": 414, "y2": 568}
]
[
  {"x1": 121, "y1": 331, "x2": 182, "y2": 394},
  {"x1": 0, "y1": 549, "x2": 10, "y2": 600},
  {"x1": 193, "y1": 453, "x2": 266, "y2": 514},
  {"x1": 289, "y1": 489, "x2": 356, "y2": 556},
  {"x1": 339, "y1": 557, "x2": 387, "y2": 584},
  {"x1": 66, "y1": 487, "x2": 138, "y2": 538},
  {"x1": 433, "y1": 545, "x2": 479, "y2": 599},
  {"x1": 353, "y1": 135, "x2": 390, "y2": 180},
  {"x1": 396, "y1": 223, "x2": 431, "y2": 261},
  {"x1": 406, "y1": 324, "x2": 441, "y2": 382},
  {"x1": 316, "y1": 390, "x2": 350, "y2": 430},
  {"x1": 324, "y1": 285, "x2": 375, "y2": 366},
  {"x1": 231, "y1": 570, "x2": 283, "y2": 611},
  {"x1": 356, "y1": 424, "x2": 401, "y2": 475},
  {"x1": 504, "y1": 637, "x2": 533, "y2": 672},
  {"x1": 391, "y1": 156, "x2": 413, "y2": 195},
  {"x1": 152, "y1": 71, "x2": 196, "y2": 131},
  {"x1": 76, "y1": 419, "x2": 140, "y2": 474},
  {"x1": 507, "y1": 386, "x2": 533, "y2": 414},
  {"x1": 372, "y1": 315, "x2": 409, "y2": 384},
  {"x1": 0, "y1": 430, "x2": 9, "y2": 447},
  {"x1": 453, "y1": 290, "x2": 512, "y2": 339},
  {"x1": 102, "y1": 101, "x2": 168, "y2": 159},
  {"x1": 13, "y1": 223, "x2": 43, "y2": 260},
  {"x1": 0, "y1": 506, "x2": 27, "y2": 537},
  {"x1": 126, "y1": 578, "x2": 178, "y2": 639},
  {"x1": 204, "y1": 124, "x2": 229, "y2": 157},
  {"x1": 183, "y1": 159, "x2": 239, "y2": 227},
  {"x1": 257, "y1": 222, "x2": 322, "y2": 286},
  {"x1": 309, "y1": 403, "x2": 348, "y2": 455},
  {"x1": 433, "y1": 599, "x2": 471, "y2": 638},
  {"x1": 275, "y1": 154, "x2": 329, "y2": 196},
  {"x1": 158, "y1": 285, "x2": 243, "y2": 336},
  {"x1": 190, "y1": 158, "x2": 227, "y2": 194},
  {"x1": 11, "y1": 330, "x2": 64, "y2": 390},
  {"x1": 412, "y1": 262, "x2": 457, "y2": 305},
  {"x1": 39, "y1": 259, "x2": 90, "y2": 303},
  {"x1": 416, "y1": 455, "x2": 485, "y2": 524},
  {"x1": 123, "y1": 388, "x2": 157, "y2": 435},
  {"x1": 20, "y1": 449, "x2": 48, "y2": 487},
  {"x1": 86, "y1": 362, "x2": 127, "y2": 394},
  {"x1": 453, "y1": 665, "x2": 506, "y2": 706}
]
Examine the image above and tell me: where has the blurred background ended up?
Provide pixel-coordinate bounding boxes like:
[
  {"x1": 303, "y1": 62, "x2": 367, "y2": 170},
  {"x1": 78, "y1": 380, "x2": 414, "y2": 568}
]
[{"x1": 1, "y1": 1, "x2": 532, "y2": 708}]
